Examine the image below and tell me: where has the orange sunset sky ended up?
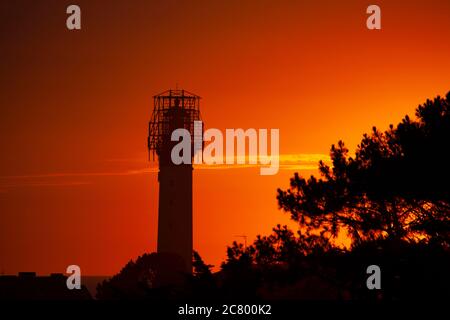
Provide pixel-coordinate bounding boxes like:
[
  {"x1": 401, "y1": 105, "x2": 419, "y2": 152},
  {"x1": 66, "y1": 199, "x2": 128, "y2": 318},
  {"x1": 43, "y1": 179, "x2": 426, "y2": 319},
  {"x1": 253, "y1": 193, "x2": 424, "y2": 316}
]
[{"x1": 1, "y1": 0, "x2": 450, "y2": 275}]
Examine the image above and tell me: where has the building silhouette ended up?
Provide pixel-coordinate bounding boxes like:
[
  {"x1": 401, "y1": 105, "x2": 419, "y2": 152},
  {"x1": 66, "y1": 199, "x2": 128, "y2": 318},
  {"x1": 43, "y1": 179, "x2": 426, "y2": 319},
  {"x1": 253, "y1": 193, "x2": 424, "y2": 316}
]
[
  {"x1": 148, "y1": 89, "x2": 202, "y2": 274},
  {"x1": 0, "y1": 272, "x2": 91, "y2": 300}
]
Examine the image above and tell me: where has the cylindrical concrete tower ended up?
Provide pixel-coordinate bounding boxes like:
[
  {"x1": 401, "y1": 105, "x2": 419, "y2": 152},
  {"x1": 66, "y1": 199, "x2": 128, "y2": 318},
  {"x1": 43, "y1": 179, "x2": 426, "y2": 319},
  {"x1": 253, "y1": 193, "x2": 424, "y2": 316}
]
[{"x1": 148, "y1": 89, "x2": 202, "y2": 274}]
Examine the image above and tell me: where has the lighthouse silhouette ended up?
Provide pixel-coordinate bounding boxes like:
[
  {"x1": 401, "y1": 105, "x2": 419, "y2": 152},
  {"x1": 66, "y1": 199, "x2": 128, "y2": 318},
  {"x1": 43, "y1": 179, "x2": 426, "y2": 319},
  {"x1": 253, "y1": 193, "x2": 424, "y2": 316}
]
[{"x1": 148, "y1": 89, "x2": 202, "y2": 274}]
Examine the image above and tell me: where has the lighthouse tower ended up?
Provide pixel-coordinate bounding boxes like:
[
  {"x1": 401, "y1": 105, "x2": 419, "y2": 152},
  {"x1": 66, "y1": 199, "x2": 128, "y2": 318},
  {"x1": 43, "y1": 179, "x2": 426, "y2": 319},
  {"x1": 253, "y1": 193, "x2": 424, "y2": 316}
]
[{"x1": 148, "y1": 89, "x2": 202, "y2": 274}]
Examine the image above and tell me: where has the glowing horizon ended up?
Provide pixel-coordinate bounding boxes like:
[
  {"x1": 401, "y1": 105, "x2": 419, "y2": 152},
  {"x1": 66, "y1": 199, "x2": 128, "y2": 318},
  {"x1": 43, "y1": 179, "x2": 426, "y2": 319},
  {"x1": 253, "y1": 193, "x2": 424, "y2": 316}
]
[{"x1": 1, "y1": 0, "x2": 450, "y2": 275}]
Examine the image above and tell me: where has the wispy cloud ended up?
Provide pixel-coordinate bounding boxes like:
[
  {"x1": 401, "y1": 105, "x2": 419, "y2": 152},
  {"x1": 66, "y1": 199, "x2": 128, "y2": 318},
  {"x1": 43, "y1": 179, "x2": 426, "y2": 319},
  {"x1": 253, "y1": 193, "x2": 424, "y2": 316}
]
[
  {"x1": 0, "y1": 181, "x2": 91, "y2": 188},
  {"x1": 194, "y1": 153, "x2": 329, "y2": 171},
  {"x1": 102, "y1": 153, "x2": 331, "y2": 171},
  {"x1": 0, "y1": 168, "x2": 157, "y2": 191},
  {"x1": 0, "y1": 168, "x2": 159, "y2": 180},
  {"x1": 0, "y1": 153, "x2": 329, "y2": 190}
]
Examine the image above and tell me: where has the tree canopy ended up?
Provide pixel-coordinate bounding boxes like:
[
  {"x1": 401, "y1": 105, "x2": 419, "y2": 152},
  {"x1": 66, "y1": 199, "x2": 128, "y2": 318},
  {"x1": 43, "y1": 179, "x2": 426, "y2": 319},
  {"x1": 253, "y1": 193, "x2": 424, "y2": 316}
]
[{"x1": 277, "y1": 92, "x2": 450, "y2": 247}]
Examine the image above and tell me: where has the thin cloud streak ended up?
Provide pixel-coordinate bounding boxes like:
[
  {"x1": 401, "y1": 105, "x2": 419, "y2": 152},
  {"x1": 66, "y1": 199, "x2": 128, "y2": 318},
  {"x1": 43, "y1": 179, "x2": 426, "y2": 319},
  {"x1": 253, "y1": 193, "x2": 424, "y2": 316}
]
[{"x1": 0, "y1": 153, "x2": 329, "y2": 189}]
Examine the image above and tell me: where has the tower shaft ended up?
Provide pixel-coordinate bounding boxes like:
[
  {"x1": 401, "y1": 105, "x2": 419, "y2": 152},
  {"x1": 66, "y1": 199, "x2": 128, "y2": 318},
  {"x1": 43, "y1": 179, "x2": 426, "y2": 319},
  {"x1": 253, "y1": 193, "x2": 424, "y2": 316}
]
[{"x1": 157, "y1": 164, "x2": 193, "y2": 273}]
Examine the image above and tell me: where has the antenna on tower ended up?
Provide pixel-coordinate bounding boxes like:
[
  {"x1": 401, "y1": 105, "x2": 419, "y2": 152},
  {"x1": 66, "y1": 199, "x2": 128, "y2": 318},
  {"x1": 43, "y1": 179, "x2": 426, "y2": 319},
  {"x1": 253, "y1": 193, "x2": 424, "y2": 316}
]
[{"x1": 235, "y1": 235, "x2": 248, "y2": 248}]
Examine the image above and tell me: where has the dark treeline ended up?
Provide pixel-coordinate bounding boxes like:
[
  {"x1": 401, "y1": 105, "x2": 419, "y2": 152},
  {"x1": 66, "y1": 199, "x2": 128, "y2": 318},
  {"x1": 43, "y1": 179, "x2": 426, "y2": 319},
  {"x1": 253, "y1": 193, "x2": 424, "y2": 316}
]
[{"x1": 98, "y1": 92, "x2": 450, "y2": 300}]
